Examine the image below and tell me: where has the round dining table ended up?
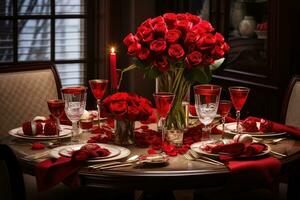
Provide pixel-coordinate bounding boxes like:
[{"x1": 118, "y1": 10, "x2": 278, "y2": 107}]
[{"x1": 2, "y1": 125, "x2": 300, "y2": 200}]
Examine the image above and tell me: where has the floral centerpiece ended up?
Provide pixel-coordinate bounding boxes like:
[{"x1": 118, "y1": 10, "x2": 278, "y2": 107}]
[
  {"x1": 101, "y1": 92, "x2": 155, "y2": 145},
  {"x1": 123, "y1": 13, "x2": 229, "y2": 129}
]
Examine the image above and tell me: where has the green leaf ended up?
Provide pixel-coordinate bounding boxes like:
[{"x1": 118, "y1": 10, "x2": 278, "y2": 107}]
[
  {"x1": 144, "y1": 66, "x2": 161, "y2": 79},
  {"x1": 122, "y1": 64, "x2": 137, "y2": 73},
  {"x1": 184, "y1": 67, "x2": 210, "y2": 84},
  {"x1": 210, "y1": 58, "x2": 225, "y2": 71}
]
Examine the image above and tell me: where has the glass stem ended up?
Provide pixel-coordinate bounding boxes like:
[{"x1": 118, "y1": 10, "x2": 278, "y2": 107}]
[
  {"x1": 72, "y1": 121, "x2": 79, "y2": 142},
  {"x1": 222, "y1": 116, "x2": 226, "y2": 139},
  {"x1": 55, "y1": 117, "x2": 61, "y2": 137},
  {"x1": 236, "y1": 110, "x2": 241, "y2": 134},
  {"x1": 97, "y1": 99, "x2": 101, "y2": 128},
  {"x1": 161, "y1": 117, "x2": 166, "y2": 143}
]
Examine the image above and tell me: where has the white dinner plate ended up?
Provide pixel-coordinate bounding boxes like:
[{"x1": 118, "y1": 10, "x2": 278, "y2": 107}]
[
  {"x1": 49, "y1": 143, "x2": 131, "y2": 163},
  {"x1": 190, "y1": 140, "x2": 271, "y2": 158},
  {"x1": 216, "y1": 122, "x2": 287, "y2": 137},
  {"x1": 8, "y1": 125, "x2": 72, "y2": 140},
  {"x1": 58, "y1": 143, "x2": 120, "y2": 160}
]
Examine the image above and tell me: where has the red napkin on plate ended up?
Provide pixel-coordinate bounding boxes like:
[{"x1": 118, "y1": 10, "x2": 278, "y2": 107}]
[{"x1": 245, "y1": 116, "x2": 300, "y2": 138}]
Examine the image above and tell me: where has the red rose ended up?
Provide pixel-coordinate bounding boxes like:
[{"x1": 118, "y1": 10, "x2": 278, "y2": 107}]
[
  {"x1": 153, "y1": 56, "x2": 169, "y2": 72},
  {"x1": 153, "y1": 22, "x2": 168, "y2": 36},
  {"x1": 211, "y1": 46, "x2": 224, "y2": 59},
  {"x1": 165, "y1": 29, "x2": 181, "y2": 43},
  {"x1": 168, "y1": 44, "x2": 185, "y2": 59},
  {"x1": 186, "y1": 13, "x2": 201, "y2": 25},
  {"x1": 109, "y1": 101, "x2": 127, "y2": 115},
  {"x1": 196, "y1": 33, "x2": 216, "y2": 51},
  {"x1": 127, "y1": 42, "x2": 141, "y2": 56},
  {"x1": 123, "y1": 33, "x2": 139, "y2": 47},
  {"x1": 198, "y1": 21, "x2": 214, "y2": 32},
  {"x1": 128, "y1": 105, "x2": 140, "y2": 121},
  {"x1": 185, "y1": 31, "x2": 200, "y2": 44},
  {"x1": 176, "y1": 20, "x2": 192, "y2": 32},
  {"x1": 176, "y1": 13, "x2": 187, "y2": 21},
  {"x1": 186, "y1": 51, "x2": 203, "y2": 68},
  {"x1": 137, "y1": 47, "x2": 150, "y2": 60},
  {"x1": 163, "y1": 13, "x2": 177, "y2": 24},
  {"x1": 150, "y1": 39, "x2": 167, "y2": 53},
  {"x1": 221, "y1": 42, "x2": 230, "y2": 52},
  {"x1": 136, "y1": 25, "x2": 154, "y2": 43},
  {"x1": 151, "y1": 16, "x2": 164, "y2": 26},
  {"x1": 215, "y1": 32, "x2": 225, "y2": 43},
  {"x1": 202, "y1": 55, "x2": 214, "y2": 65}
]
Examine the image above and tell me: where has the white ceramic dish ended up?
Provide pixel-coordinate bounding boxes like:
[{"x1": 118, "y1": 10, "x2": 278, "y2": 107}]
[
  {"x1": 9, "y1": 125, "x2": 72, "y2": 140},
  {"x1": 49, "y1": 143, "x2": 131, "y2": 163}
]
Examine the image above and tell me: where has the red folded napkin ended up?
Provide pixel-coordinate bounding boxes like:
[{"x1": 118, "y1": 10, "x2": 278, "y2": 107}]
[
  {"x1": 36, "y1": 157, "x2": 82, "y2": 191},
  {"x1": 226, "y1": 157, "x2": 281, "y2": 189},
  {"x1": 245, "y1": 116, "x2": 300, "y2": 138},
  {"x1": 36, "y1": 144, "x2": 111, "y2": 191}
]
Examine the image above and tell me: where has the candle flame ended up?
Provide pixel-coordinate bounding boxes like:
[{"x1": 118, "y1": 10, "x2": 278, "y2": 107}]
[{"x1": 111, "y1": 47, "x2": 115, "y2": 53}]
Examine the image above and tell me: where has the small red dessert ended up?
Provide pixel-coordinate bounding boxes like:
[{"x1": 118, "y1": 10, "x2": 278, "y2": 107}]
[
  {"x1": 211, "y1": 142, "x2": 245, "y2": 155},
  {"x1": 22, "y1": 121, "x2": 43, "y2": 135},
  {"x1": 44, "y1": 121, "x2": 58, "y2": 135},
  {"x1": 242, "y1": 118, "x2": 259, "y2": 132},
  {"x1": 72, "y1": 143, "x2": 111, "y2": 161}
]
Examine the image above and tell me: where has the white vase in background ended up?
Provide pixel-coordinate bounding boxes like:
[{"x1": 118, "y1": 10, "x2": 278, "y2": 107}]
[{"x1": 239, "y1": 16, "x2": 256, "y2": 38}]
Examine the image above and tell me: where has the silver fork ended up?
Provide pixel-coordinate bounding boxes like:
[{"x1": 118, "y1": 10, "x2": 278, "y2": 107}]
[
  {"x1": 188, "y1": 150, "x2": 224, "y2": 166},
  {"x1": 183, "y1": 153, "x2": 222, "y2": 166},
  {"x1": 88, "y1": 154, "x2": 140, "y2": 169}
]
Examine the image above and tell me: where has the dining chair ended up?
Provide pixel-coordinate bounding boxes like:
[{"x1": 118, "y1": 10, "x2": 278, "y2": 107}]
[
  {"x1": 0, "y1": 62, "x2": 62, "y2": 134},
  {"x1": 281, "y1": 75, "x2": 300, "y2": 128},
  {"x1": 0, "y1": 144, "x2": 26, "y2": 200}
]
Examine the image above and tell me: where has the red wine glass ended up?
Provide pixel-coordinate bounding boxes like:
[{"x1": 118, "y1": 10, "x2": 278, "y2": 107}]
[
  {"x1": 229, "y1": 86, "x2": 250, "y2": 134},
  {"x1": 153, "y1": 92, "x2": 175, "y2": 143},
  {"x1": 89, "y1": 79, "x2": 109, "y2": 129},
  {"x1": 47, "y1": 99, "x2": 65, "y2": 137},
  {"x1": 218, "y1": 100, "x2": 232, "y2": 139}
]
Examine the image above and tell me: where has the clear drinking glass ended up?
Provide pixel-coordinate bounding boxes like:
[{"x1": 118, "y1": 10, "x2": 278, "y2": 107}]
[
  {"x1": 61, "y1": 86, "x2": 87, "y2": 143},
  {"x1": 153, "y1": 92, "x2": 175, "y2": 144},
  {"x1": 194, "y1": 85, "x2": 222, "y2": 141},
  {"x1": 89, "y1": 79, "x2": 109, "y2": 129},
  {"x1": 229, "y1": 86, "x2": 250, "y2": 134}
]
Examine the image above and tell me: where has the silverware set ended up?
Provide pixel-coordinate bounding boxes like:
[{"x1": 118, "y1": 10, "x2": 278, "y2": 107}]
[{"x1": 183, "y1": 150, "x2": 224, "y2": 166}]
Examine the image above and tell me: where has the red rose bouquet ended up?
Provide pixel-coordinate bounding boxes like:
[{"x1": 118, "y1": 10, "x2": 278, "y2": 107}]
[
  {"x1": 123, "y1": 13, "x2": 229, "y2": 129},
  {"x1": 101, "y1": 92, "x2": 154, "y2": 145}
]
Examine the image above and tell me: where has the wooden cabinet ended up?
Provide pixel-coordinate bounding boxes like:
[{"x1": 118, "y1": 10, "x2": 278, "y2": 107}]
[{"x1": 157, "y1": 0, "x2": 300, "y2": 121}]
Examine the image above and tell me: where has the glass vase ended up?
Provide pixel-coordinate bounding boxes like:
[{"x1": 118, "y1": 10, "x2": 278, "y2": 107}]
[
  {"x1": 114, "y1": 120, "x2": 135, "y2": 146},
  {"x1": 156, "y1": 67, "x2": 191, "y2": 130}
]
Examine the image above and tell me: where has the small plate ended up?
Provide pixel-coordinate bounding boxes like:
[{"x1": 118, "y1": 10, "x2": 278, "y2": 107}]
[
  {"x1": 50, "y1": 143, "x2": 130, "y2": 163},
  {"x1": 9, "y1": 125, "x2": 72, "y2": 140},
  {"x1": 58, "y1": 144, "x2": 120, "y2": 160},
  {"x1": 190, "y1": 140, "x2": 271, "y2": 158},
  {"x1": 216, "y1": 122, "x2": 287, "y2": 137}
]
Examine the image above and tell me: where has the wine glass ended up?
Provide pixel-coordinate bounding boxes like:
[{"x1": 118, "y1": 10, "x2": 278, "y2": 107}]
[
  {"x1": 218, "y1": 100, "x2": 232, "y2": 139},
  {"x1": 194, "y1": 85, "x2": 222, "y2": 141},
  {"x1": 47, "y1": 99, "x2": 65, "y2": 138},
  {"x1": 89, "y1": 79, "x2": 109, "y2": 129},
  {"x1": 153, "y1": 92, "x2": 175, "y2": 144},
  {"x1": 229, "y1": 86, "x2": 250, "y2": 134},
  {"x1": 61, "y1": 86, "x2": 87, "y2": 143}
]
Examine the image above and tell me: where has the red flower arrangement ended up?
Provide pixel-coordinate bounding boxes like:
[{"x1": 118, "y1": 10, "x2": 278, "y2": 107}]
[
  {"x1": 101, "y1": 92, "x2": 154, "y2": 122},
  {"x1": 123, "y1": 12, "x2": 229, "y2": 78},
  {"x1": 123, "y1": 13, "x2": 229, "y2": 129}
]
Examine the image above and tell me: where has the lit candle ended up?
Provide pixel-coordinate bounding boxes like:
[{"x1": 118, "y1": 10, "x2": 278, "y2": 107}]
[{"x1": 110, "y1": 47, "x2": 117, "y2": 91}]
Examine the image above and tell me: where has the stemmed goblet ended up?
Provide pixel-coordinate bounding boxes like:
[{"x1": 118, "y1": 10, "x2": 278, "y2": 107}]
[
  {"x1": 61, "y1": 86, "x2": 87, "y2": 143},
  {"x1": 153, "y1": 92, "x2": 175, "y2": 144},
  {"x1": 194, "y1": 85, "x2": 222, "y2": 141},
  {"x1": 47, "y1": 99, "x2": 65, "y2": 138},
  {"x1": 218, "y1": 100, "x2": 232, "y2": 139},
  {"x1": 89, "y1": 79, "x2": 109, "y2": 129},
  {"x1": 229, "y1": 86, "x2": 250, "y2": 134}
]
